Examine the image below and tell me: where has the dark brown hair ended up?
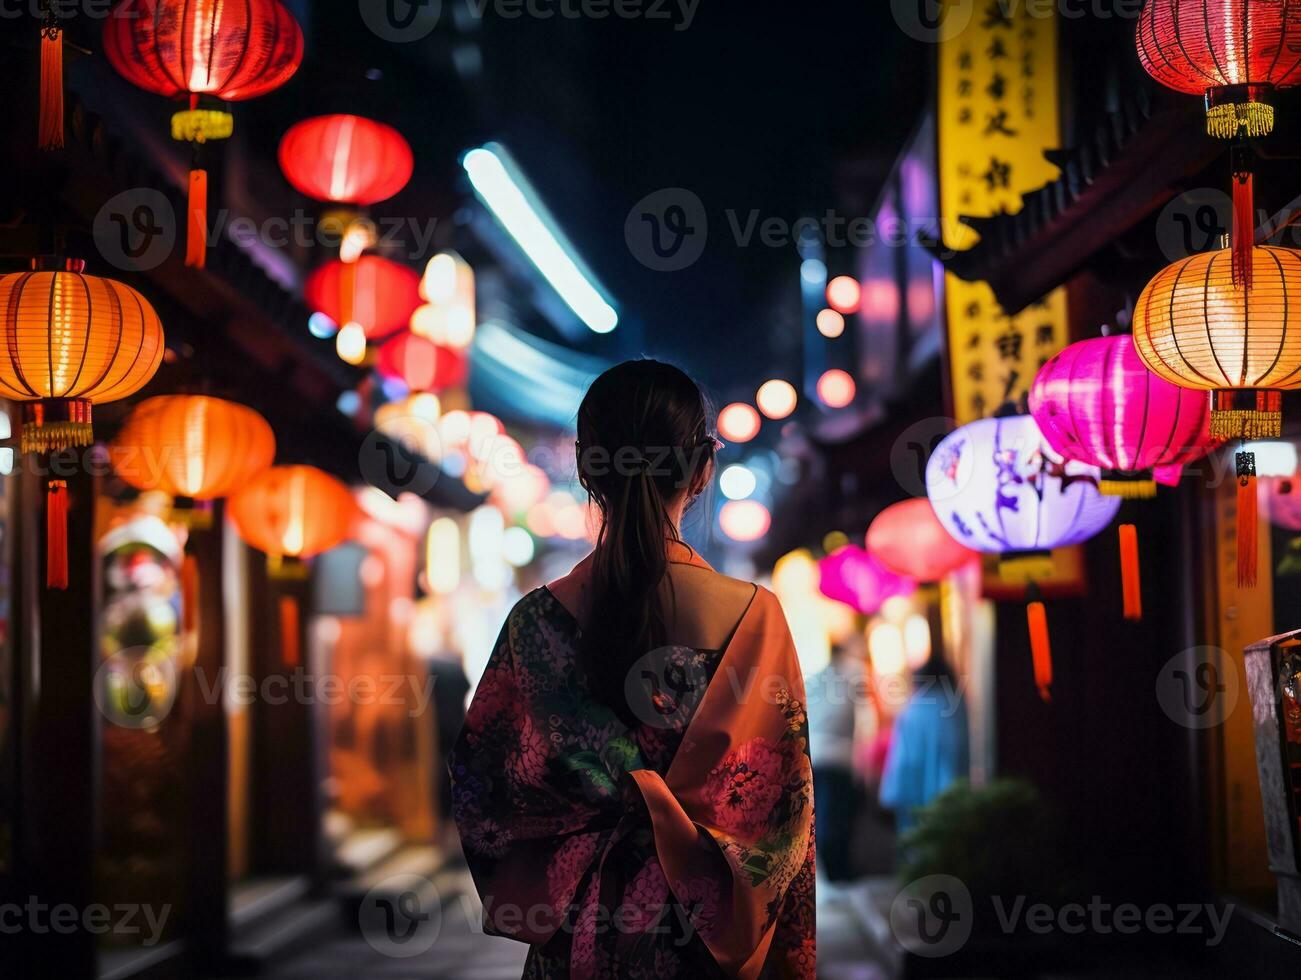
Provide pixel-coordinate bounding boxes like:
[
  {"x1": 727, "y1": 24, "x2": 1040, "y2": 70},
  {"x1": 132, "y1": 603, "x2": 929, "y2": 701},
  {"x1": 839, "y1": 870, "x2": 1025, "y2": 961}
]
[{"x1": 575, "y1": 359, "x2": 715, "y2": 724}]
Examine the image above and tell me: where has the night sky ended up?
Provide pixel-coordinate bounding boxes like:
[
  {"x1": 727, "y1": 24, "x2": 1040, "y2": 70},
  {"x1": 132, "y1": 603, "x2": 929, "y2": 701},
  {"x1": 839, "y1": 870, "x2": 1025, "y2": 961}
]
[{"x1": 476, "y1": 1, "x2": 929, "y2": 393}]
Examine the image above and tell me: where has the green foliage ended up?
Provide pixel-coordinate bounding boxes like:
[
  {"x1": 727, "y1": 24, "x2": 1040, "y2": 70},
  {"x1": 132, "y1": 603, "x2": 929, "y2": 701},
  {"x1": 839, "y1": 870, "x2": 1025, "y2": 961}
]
[{"x1": 898, "y1": 778, "x2": 1074, "y2": 924}]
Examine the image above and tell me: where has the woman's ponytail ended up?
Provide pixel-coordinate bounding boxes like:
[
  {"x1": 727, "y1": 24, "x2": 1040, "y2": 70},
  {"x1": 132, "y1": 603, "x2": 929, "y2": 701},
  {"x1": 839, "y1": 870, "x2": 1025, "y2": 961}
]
[{"x1": 575, "y1": 360, "x2": 713, "y2": 726}]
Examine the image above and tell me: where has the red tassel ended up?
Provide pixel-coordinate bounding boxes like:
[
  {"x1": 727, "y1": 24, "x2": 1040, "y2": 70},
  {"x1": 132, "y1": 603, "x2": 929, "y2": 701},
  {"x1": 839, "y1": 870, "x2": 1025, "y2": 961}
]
[
  {"x1": 46, "y1": 480, "x2": 68, "y2": 590},
  {"x1": 186, "y1": 169, "x2": 208, "y2": 268},
  {"x1": 39, "y1": 26, "x2": 63, "y2": 150},
  {"x1": 1119, "y1": 524, "x2": 1143, "y2": 621},
  {"x1": 1232, "y1": 146, "x2": 1254, "y2": 290},
  {"x1": 279, "y1": 595, "x2": 300, "y2": 668},
  {"x1": 1237, "y1": 450, "x2": 1258, "y2": 588},
  {"x1": 340, "y1": 257, "x2": 358, "y2": 328},
  {"x1": 1027, "y1": 600, "x2": 1052, "y2": 703}
]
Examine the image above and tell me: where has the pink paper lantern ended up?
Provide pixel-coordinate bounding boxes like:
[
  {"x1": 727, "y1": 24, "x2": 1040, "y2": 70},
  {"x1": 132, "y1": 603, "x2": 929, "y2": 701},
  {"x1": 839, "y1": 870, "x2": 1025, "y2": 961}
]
[
  {"x1": 1265, "y1": 476, "x2": 1301, "y2": 532},
  {"x1": 818, "y1": 545, "x2": 915, "y2": 616},
  {"x1": 866, "y1": 498, "x2": 978, "y2": 583},
  {"x1": 1029, "y1": 335, "x2": 1220, "y2": 497}
]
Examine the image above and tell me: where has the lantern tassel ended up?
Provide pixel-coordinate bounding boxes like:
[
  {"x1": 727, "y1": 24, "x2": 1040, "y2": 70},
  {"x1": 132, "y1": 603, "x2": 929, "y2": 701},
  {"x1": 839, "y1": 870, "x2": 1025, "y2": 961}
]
[
  {"x1": 46, "y1": 480, "x2": 68, "y2": 590},
  {"x1": 279, "y1": 595, "x2": 300, "y2": 668},
  {"x1": 186, "y1": 169, "x2": 208, "y2": 269},
  {"x1": 1206, "y1": 87, "x2": 1275, "y2": 140},
  {"x1": 1211, "y1": 389, "x2": 1283, "y2": 441},
  {"x1": 1099, "y1": 473, "x2": 1158, "y2": 499},
  {"x1": 38, "y1": 24, "x2": 63, "y2": 150},
  {"x1": 1231, "y1": 145, "x2": 1254, "y2": 291},
  {"x1": 1237, "y1": 450, "x2": 1258, "y2": 589},
  {"x1": 1119, "y1": 523, "x2": 1142, "y2": 621},
  {"x1": 340, "y1": 258, "x2": 358, "y2": 327},
  {"x1": 1027, "y1": 598, "x2": 1052, "y2": 703},
  {"x1": 22, "y1": 400, "x2": 93, "y2": 455}
]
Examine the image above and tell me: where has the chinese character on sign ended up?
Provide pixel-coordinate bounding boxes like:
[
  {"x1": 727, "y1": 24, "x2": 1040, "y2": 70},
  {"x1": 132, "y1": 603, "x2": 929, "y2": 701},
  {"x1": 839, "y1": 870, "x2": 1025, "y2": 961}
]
[
  {"x1": 995, "y1": 329, "x2": 1023, "y2": 361},
  {"x1": 985, "y1": 110, "x2": 1018, "y2": 137},
  {"x1": 983, "y1": 2, "x2": 1013, "y2": 30},
  {"x1": 982, "y1": 158, "x2": 1012, "y2": 190}
]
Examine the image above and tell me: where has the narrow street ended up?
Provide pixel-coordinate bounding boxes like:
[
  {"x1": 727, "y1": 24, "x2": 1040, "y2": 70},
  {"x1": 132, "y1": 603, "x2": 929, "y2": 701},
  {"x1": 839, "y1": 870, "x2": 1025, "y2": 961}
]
[{"x1": 247, "y1": 872, "x2": 890, "y2": 980}]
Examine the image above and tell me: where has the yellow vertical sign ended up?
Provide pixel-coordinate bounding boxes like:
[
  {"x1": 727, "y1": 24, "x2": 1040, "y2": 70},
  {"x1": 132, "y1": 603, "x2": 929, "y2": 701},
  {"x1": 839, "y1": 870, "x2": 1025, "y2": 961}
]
[{"x1": 939, "y1": 5, "x2": 1069, "y2": 423}]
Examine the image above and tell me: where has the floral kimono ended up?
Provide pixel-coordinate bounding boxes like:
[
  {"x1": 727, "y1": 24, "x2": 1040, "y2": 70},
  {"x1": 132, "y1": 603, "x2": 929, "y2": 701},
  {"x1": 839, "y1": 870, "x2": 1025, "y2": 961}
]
[{"x1": 450, "y1": 545, "x2": 815, "y2": 978}]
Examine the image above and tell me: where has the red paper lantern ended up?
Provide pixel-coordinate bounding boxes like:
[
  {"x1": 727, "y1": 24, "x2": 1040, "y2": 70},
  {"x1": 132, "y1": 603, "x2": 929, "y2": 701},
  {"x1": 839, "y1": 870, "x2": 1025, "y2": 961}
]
[
  {"x1": 866, "y1": 498, "x2": 977, "y2": 583},
  {"x1": 1137, "y1": 0, "x2": 1301, "y2": 139},
  {"x1": 104, "y1": 0, "x2": 303, "y2": 267},
  {"x1": 304, "y1": 257, "x2": 422, "y2": 341},
  {"x1": 104, "y1": 0, "x2": 302, "y2": 101},
  {"x1": 279, "y1": 115, "x2": 414, "y2": 205},
  {"x1": 1136, "y1": 0, "x2": 1301, "y2": 286},
  {"x1": 377, "y1": 333, "x2": 468, "y2": 393}
]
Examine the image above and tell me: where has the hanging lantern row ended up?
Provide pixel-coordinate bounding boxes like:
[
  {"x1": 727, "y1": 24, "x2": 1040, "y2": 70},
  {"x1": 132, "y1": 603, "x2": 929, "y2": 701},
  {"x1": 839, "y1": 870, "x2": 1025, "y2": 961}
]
[
  {"x1": 785, "y1": 1, "x2": 1301, "y2": 705},
  {"x1": 104, "y1": 0, "x2": 304, "y2": 269}
]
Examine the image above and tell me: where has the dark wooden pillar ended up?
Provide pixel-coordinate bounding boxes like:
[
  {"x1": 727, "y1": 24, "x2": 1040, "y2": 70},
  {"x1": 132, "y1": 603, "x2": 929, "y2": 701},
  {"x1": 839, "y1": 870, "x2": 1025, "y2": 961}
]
[
  {"x1": 248, "y1": 552, "x2": 323, "y2": 882},
  {"x1": 180, "y1": 507, "x2": 229, "y2": 962},
  {"x1": 18, "y1": 453, "x2": 99, "y2": 978}
]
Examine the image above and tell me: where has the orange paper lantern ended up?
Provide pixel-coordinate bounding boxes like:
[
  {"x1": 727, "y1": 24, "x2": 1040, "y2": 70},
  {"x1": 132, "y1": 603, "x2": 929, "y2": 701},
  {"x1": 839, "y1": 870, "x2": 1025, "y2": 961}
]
[
  {"x1": 228, "y1": 465, "x2": 357, "y2": 560},
  {"x1": 1133, "y1": 246, "x2": 1301, "y2": 441},
  {"x1": 111, "y1": 395, "x2": 276, "y2": 500},
  {"x1": 0, "y1": 259, "x2": 165, "y2": 453},
  {"x1": 0, "y1": 257, "x2": 165, "y2": 589},
  {"x1": 1133, "y1": 244, "x2": 1301, "y2": 587}
]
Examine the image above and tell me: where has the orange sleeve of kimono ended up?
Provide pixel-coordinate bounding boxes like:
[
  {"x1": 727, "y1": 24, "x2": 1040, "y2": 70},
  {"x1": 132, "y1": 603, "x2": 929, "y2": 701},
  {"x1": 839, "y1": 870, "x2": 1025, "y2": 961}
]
[{"x1": 630, "y1": 587, "x2": 816, "y2": 979}]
